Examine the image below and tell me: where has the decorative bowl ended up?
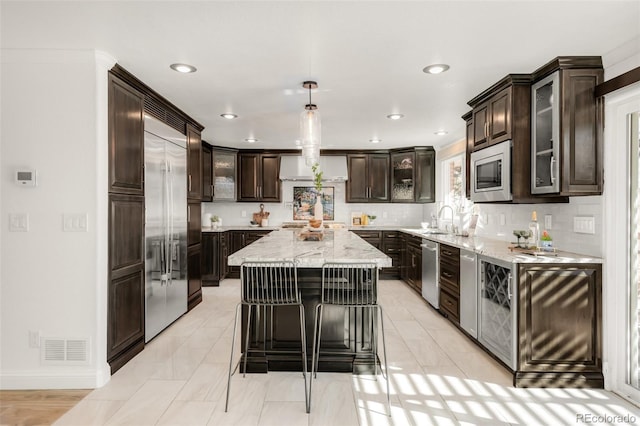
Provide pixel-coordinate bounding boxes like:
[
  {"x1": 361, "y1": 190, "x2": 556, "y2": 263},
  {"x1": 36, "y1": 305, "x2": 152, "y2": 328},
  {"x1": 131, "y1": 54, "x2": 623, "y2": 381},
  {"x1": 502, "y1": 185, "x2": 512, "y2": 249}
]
[{"x1": 308, "y1": 219, "x2": 323, "y2": 229}]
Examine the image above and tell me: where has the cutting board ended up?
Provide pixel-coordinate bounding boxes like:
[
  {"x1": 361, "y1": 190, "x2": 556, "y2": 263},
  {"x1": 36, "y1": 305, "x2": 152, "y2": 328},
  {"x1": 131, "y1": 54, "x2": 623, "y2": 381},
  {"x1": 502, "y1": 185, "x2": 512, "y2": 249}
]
[
  {"x1": 508, "y1": 244, "x2": 558, "y2": 256},
  {"x1": 252, "y1": 203, "x2": 270, "y2": 224}
]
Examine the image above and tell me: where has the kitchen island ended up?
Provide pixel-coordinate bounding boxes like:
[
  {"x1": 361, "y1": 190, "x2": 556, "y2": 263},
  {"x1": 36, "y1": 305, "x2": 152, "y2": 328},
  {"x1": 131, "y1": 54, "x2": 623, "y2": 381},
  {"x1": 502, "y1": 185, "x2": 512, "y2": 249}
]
[{"x1": 227, "y1": 229, "x2": 391, "y2": 373}]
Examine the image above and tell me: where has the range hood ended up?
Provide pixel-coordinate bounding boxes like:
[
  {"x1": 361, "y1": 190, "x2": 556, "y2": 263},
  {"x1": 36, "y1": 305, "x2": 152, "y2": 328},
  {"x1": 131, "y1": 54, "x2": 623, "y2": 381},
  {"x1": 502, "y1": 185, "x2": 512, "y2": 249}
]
[{"x1": 279, "y1": 155, "x2": 349, "y2": 182}]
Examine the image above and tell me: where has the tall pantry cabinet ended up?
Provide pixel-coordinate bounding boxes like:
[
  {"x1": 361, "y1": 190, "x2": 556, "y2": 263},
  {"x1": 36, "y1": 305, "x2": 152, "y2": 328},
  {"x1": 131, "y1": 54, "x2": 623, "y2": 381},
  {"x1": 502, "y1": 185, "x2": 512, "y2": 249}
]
[{"x1": 107, "y1": 65, "x2": 204, "y2": 373}]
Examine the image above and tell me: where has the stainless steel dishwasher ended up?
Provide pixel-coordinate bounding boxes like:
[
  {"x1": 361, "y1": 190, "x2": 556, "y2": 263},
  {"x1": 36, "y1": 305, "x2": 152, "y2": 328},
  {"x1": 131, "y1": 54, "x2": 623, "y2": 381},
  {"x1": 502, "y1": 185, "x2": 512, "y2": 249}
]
[
  {"x1": 421, "y1": 239, "x2": 439, "y2": 308},
  {"x1": 459, "y1": 249, "x2": 478, "y2": 338}
]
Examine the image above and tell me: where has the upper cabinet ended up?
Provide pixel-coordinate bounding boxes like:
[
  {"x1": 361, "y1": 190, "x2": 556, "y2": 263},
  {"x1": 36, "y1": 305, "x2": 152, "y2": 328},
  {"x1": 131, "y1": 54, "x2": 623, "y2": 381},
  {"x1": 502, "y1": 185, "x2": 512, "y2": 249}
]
[
  {"x1": 472, "y1": 86, "x2": 512, "y2": 150},
  {"x1": 390, "y1": 148, "x2": 435, "y2": 203},
  {"x1": 346, "y1": 153, "x2": 390, "y2": 202},
  {"x1": 467, "y1": 74, "x2": 538, "y2": 203},
  {"x1": 530, "y1": 57, "x2": 603, "y2": 196},
  {"x1": 187, "y1": 124, "x2": 202, "y2": 200},
  {"x1": 238, "y1": 152, "x2": 281, "y2": 202},
  {"x1": 202, "y1": 144, "x2": 237, "y2": 202},
  {"x1": 108, "y1": 74, "x2": 144, "y2": 195}
]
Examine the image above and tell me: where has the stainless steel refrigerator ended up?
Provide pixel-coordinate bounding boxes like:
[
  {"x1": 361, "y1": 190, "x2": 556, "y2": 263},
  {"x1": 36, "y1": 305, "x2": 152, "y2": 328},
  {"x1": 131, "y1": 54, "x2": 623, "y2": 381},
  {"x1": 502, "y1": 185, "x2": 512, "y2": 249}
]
[{"x1": 144, "y1": 116, "x2": 188, "y2": 342}]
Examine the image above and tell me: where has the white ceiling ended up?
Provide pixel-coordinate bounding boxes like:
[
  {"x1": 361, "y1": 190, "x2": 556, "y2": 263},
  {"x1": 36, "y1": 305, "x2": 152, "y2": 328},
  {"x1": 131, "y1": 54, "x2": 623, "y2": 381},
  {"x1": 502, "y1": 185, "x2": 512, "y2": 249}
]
[{"x1": 2, "y1": 1, "x2": 639, "y2": 150}]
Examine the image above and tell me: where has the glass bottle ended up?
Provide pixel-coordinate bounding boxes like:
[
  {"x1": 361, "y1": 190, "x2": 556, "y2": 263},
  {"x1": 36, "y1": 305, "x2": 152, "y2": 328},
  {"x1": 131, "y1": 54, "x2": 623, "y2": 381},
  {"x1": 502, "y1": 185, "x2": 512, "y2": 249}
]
[{"x1": 529, "y1": 211, "x2": 540, "y2": 249}]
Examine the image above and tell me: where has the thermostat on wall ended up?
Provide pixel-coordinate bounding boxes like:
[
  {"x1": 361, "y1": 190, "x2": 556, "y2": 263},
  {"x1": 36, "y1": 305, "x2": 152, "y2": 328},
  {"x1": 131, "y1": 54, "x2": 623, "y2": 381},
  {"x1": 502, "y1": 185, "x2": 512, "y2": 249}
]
[{"x1": 16, "y1": 170, "x2": 37, "y2": 186}]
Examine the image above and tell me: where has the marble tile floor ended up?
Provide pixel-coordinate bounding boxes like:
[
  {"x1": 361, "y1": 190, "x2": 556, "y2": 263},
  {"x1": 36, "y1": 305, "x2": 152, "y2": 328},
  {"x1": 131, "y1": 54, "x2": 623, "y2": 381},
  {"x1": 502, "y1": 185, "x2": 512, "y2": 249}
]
[{"x1": 55, "y1": 279, "x2": 639, "y2": 426}]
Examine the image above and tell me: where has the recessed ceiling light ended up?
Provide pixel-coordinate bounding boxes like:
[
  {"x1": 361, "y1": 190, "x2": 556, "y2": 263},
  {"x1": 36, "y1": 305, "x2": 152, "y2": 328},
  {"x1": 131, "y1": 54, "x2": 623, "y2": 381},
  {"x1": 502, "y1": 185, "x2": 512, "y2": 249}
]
[
  {"x1": 386, "y1": 114, "x2": 404, "y2": 120},
  {"x1": 434, "y1": 130, "x2": 448, "y2": 136},
  {"x1": 370, "y1": 139, "x2": 382, "y2": 144},
  {"x1": 423, "y1": 64, "x2": 450, "y2": 75},
  {"x1": 245, "y1": 138, "x2": 258, "y2": 143},
  {"x1": 170, "y1": 63, "x2": 197, "y2": 73},
  {"x1": 220, "y1": 113, "x2": 238, "y2": 119}
]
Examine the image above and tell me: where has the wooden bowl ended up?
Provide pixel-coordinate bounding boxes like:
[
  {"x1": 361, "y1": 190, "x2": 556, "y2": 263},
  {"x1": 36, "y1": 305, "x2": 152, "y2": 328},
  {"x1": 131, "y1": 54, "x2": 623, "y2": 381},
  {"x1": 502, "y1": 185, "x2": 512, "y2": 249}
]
[{"x1": 308, "y1": 219, "x2": 322, "y2": 228}]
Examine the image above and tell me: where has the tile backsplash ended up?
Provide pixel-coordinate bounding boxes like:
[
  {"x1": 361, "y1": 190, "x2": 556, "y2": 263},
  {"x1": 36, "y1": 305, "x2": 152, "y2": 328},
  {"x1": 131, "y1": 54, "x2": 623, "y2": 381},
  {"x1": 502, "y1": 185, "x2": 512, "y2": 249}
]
[
  {"x1": 202, "y1": 181, "x2": 424, "y2": 227},
  {"x1": 424, "y1": 196, "x2": 604, "y2": 257}
]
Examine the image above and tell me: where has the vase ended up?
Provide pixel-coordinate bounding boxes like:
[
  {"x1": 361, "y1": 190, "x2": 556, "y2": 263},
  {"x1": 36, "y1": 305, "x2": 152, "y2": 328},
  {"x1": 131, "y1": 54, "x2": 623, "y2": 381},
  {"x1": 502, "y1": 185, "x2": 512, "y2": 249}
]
[{"x1": 314, "y1": 194, "x2": 323, "y2": 220}]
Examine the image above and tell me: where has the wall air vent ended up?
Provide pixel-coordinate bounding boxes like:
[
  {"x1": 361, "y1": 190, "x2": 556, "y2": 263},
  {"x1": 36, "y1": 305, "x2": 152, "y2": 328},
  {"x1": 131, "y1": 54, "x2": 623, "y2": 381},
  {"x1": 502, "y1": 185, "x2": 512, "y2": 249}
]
[
  {"x1": 41, "y1": 338, "x2": 90, "y2": 365},
  {"x1": 143, "y1": 97, "x2": 186, "y2": 134}
]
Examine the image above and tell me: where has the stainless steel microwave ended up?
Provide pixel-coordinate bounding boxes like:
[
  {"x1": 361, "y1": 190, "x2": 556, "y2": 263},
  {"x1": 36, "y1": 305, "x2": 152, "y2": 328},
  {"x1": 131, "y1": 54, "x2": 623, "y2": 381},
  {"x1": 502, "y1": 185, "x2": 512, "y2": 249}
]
[{"x1": 470, "y1": 140, "x2": 512, "y2": 202}]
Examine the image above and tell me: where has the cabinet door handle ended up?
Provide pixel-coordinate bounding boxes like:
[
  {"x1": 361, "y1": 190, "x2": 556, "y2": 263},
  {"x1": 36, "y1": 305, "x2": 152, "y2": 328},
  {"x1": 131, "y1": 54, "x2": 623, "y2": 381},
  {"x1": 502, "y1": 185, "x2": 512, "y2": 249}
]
[
  {"x1": 442, "y1": 271, "x2": 453, "y2": 279},
  {"x1": 485, "y1": 122, "x2": 489, "y2": 138},
  {"x1": 507, "y1": 272, "x2": 512, "y2": 300},
  {"x1": 550, "y1": 156, "x2": 556, "y2": 184},
  {"x1": 187, "y1": 205, "x2": 191, "y2": 221},
  {"x1": 411, "y1": 255, "x2": 416, "y2": 267},
  {"x1": 211, "y1": 184, "x2": 215, "y2": 197},
  {"x1": 188, "y1": 175, "x2": 192, "y2": 192}
]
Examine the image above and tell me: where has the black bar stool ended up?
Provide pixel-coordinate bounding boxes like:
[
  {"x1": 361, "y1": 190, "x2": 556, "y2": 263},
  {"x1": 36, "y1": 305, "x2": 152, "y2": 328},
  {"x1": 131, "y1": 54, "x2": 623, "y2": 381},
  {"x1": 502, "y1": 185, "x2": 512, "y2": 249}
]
[
  {"x1": 309, "y1": 262, "x2": 390, "y2": 416},
  {"x1": 225, "y1": 261, "x2": 309, "y2": 413}
]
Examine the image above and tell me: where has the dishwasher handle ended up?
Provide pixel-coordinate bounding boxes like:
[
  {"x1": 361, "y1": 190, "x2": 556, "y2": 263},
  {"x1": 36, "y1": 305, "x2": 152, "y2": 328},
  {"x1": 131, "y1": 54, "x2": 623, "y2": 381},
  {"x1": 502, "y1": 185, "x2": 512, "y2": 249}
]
[
  {"x1": 420, "y1": 244, "x2": 437, "y2": 251},
  {"x1": 461, "y1": 254, "x2": 476, "y2": 262}
]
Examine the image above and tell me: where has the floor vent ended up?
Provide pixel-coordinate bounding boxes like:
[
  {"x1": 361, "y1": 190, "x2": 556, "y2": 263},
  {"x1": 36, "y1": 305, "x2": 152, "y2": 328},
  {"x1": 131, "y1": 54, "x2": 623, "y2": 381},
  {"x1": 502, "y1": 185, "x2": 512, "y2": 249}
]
[{"x1": 41, "y1": 338, "x2": 90, "y2": 365}]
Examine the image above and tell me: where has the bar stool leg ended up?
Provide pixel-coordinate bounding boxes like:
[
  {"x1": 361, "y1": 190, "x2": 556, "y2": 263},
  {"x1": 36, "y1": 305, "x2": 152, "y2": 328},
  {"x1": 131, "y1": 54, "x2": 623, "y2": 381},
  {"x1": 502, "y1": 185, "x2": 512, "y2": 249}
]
[
  {"x1": 378, "y1": 305, "x2": 391, "y2": 417},
  {"x1": 298, "y1": 304, "x2": 309, "y2": 413},
  {"x1": 225, "y1": 303, "x2": 242, "y2": 412},
  {"x1": 371, "y1": 306, "x2": 378, "y2": 378},
  {"x1": 243, "y1": 304, "x2": 253, "y2": 378}
]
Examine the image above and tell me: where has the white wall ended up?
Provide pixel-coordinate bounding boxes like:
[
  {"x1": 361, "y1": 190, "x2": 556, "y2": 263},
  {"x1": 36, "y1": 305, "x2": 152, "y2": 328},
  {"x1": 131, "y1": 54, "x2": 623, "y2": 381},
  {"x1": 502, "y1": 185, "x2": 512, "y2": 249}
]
[
  {"x1": 203, "y1": 181, "x2": 425, "y2": 226},
  {"x1": 0, "y1": 49, "x2": 112, "y2": 389}
]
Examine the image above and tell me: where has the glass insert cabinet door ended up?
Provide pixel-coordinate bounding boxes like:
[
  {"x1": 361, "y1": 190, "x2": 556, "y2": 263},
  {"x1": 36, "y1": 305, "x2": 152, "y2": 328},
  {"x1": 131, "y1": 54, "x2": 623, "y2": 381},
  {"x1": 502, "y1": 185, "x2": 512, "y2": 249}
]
[
  {"x1": 531, "y1": 71, "x2": 560, "y2": 194},
  {"x1": 213, "y1": 151, "x2": 236, "y2": 201},
  {"x1": 391, "y1": 151, "x2": 415, "y2": 201}
]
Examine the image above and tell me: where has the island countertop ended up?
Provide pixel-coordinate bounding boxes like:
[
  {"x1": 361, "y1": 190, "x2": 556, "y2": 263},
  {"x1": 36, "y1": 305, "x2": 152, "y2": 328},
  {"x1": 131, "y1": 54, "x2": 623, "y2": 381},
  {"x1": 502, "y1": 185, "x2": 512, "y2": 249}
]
[{"x1": 227, "y1": 229, "x2": 392, "y2": 268}]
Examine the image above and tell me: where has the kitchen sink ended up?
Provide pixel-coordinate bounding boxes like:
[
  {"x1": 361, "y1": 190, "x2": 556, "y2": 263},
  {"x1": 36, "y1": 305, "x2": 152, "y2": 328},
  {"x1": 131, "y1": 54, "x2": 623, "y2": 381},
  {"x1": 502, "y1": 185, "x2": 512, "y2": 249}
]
[{"x1": 419, "y1": 229, "x2": 448, "y2": 235}]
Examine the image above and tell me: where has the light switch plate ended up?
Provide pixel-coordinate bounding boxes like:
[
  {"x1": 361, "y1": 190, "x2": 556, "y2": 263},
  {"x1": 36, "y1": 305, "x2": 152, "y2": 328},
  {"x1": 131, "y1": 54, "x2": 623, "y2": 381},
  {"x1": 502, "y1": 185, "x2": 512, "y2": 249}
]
[
  {"x1": 573, "y1": 216, "x2": 595, "y2": 234},
  {"x1": 544, "y1": 214, "x2": 553, "y2": 230},
  {"x1": 9, "y1": 213, "x2": 29, "y2": 232},
  {"x1": 63, "y1": 213, "x2": 88, "y2": 232}
]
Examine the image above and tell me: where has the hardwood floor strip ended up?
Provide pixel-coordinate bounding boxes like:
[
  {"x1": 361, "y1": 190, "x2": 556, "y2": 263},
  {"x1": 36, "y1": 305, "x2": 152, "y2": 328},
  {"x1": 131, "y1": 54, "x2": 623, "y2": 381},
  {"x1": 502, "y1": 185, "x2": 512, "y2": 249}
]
[{"x1": 0, "y1": 390, "x2": 90, "y2": 426}]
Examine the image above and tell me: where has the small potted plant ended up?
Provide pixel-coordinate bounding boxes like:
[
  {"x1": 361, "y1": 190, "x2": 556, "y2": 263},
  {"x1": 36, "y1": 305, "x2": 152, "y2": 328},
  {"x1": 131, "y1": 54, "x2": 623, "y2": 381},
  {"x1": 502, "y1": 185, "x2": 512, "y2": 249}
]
[
  {"x1": 211, "y1": 215, "x2": 222, "y2": 229},
  {"x1": 368, "y1": 214, "x2": 377, "y2": 225},
  {"x1": 540, "y1": 230, "x2": 553, "y2": 251}
]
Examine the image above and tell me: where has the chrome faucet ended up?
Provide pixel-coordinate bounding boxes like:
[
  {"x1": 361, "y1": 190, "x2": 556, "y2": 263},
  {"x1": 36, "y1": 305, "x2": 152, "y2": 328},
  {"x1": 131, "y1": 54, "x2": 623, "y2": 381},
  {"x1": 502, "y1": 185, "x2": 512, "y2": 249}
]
[{"x1": 438, "y1": 205, "x2": 457, "y2": 234}]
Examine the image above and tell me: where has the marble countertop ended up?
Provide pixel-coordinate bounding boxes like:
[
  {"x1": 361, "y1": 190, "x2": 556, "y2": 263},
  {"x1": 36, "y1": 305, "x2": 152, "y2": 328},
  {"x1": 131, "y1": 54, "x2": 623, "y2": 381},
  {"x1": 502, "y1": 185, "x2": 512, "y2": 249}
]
[
  {"x1": 202, "y1": 226, "x2": 280, "y2": 232},
  {"x1": 400, "y1": 228, "x2": 602, "y2": 264},
  {"x1": 227, "y1": 229, "x2": 392, "y2": 268}
]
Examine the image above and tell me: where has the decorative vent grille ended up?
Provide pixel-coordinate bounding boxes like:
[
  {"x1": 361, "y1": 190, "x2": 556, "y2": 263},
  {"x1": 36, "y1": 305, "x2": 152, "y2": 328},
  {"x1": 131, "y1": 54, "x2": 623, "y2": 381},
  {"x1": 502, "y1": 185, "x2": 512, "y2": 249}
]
[
  {"x1": 144, "y1": 97, "x2": 186, "y2": 134},
  {"x1": 41, "y1": 338, "x2": 89, "y2": 365}
]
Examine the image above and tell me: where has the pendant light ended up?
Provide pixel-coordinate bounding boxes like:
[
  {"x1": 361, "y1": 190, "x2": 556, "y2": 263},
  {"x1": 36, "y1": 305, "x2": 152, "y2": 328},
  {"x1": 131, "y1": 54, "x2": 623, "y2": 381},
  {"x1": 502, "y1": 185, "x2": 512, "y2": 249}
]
[{"x1": 300, "y1": 81, "x2": 321, "y2": 166}]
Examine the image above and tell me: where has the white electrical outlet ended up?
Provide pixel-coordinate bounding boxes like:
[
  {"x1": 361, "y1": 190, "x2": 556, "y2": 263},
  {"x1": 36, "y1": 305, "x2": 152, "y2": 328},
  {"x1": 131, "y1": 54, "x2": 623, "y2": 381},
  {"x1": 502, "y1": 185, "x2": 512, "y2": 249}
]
[
  {"x1": 499, "y1": 213, "x2": 506, "y2": 226},
  {"x1": 63, "y1": 213, "x2": 88, "y2": 232},
  {"x1": 241, "y1": 210, "x2": 247, "y2": 217},
  {"x1": 544, "y1": 214, "x2": 553, "y2": 230},
  {"x1": 382, "y1": 211, "x2": 388, "y2": 219}
]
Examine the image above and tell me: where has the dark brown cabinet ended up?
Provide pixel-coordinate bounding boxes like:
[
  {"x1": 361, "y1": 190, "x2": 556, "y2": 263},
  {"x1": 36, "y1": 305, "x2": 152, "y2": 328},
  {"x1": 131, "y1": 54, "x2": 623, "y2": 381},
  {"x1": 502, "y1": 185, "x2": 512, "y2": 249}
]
[
  {"x1": 415, "y1": 148, "x2": 436, "y2": 203},
  {"x1": 187, "y1": 245, "x2": 202, "y2": 310},
  {"x1": 381, "y1": 231, "x2": 402, "y2": 278},
  {"x1": 108, "y1": 74, "x2": 144, "y2": 196},
  {"x1": 472, "y1": 86, "x2": 512, "y2": 150},
  {"x1": 346, "y1": 153, "x2": 389, "y2": 202},
  {"x1": 187, "y1": 202, "x2": 201, "y2": 246},
  {"x1": 439, "y1": 244, "x2": 460, "y2": 324},
  {"x1": 202, "y1": 143, "x2": 213, "y2": 202},
  {"x1": 390, "y1": 148, "x2": 435, "y2": 203},
  {"x1": 517, "y1": 263, "x2": 602, "y2": 387},
  {"x1": 226, "y1": 230, "x2": 271, "y2": 278},
  {"x1": 202, "y1": 232, "x2": 222, "y2": 286},
  {"x1": 187, "y1": 124, "x2": 202, "y2": 200},
  {"x1": 463, "y1": 111, "x2": 473, "y2": 199},
  {"x1": 400, "y1": 234, "x2": 422, "y2": 293},
  {"x1": 107, "y1": 72, "x2": 146, "y2": 373},
  {"x1": 530, "y1": 57, "x2": 604, "y2": 196},
  {"x1": 238, "y1": 153, "x2": 281, "y2": 202},
  {"x1": 351, "y1": 230, "x2": 381, "y2": 249}
]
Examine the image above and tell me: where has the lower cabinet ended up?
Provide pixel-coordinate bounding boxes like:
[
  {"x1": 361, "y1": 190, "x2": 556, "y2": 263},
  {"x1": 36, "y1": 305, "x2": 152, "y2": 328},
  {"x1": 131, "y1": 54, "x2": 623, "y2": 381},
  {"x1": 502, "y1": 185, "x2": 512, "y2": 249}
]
[
  {"x1": 187, "y1": 245, "x2": 202, "y2": 311},
  {"x1": 516, "y1": 263, "x2": 603, "y2": 387},
  {"x1": 401, "y1": 234, "x2": 422, "y2": 293},
  {"x1": 202, "y1": 232, "x2": 222, "y2": 286},
  {"x1": 381, "y1": 231, "x2": 402, "y2": 278},
  {"x1": 439, "y1": 244, "x2": 460, "y2": 324},
  {"x1": 227, "y1": 230, "x2": 270, "y2": 278}
]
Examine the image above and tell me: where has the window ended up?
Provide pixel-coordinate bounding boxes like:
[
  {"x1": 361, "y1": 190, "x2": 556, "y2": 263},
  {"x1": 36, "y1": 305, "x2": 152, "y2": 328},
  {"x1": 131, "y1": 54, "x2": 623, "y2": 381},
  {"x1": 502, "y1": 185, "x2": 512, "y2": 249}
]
[{"x1": 441, "y1": 153, "x2": 465, "y2": 210}]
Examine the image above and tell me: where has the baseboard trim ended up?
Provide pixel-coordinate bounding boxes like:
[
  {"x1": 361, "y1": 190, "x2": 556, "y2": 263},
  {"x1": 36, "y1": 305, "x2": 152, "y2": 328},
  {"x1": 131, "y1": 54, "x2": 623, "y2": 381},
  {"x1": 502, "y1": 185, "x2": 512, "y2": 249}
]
[{"x1": 0, "y1": 363, "x2": 111, "y2": 390}]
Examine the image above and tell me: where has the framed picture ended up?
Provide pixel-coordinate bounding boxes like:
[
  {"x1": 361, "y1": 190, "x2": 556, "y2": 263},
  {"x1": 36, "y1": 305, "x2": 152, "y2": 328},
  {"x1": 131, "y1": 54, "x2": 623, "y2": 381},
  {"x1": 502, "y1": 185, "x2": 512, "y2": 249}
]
[
  {"x1": 351, "y1": 212, "x2": 362, "y2": 226},
  {"x1": 293, "y1": 187, "x2": 335, "y2": 220}
]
